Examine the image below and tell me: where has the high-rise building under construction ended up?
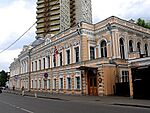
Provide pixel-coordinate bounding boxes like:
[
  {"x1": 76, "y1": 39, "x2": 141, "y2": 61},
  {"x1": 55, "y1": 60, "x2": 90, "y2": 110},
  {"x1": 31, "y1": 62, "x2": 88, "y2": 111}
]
[{"x1": 36, "y1": 0, "x2": 92, "y2": 37}]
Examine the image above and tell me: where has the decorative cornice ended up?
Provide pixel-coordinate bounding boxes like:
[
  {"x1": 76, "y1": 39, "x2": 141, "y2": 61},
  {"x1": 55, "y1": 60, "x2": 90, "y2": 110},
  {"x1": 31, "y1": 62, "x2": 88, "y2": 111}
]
[{"x1": 30, "y1": 31, "x2": 79, "y2": 56}]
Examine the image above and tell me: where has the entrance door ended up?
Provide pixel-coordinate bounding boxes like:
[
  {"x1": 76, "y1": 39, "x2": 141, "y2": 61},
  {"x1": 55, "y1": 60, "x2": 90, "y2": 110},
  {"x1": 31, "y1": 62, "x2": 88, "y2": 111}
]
[
  {"x1": 88, "y1": 69, "x2": 98, "y2": 96},
  {"x1": 89, "y1": 76, "x2": 98, "y2": 96}
]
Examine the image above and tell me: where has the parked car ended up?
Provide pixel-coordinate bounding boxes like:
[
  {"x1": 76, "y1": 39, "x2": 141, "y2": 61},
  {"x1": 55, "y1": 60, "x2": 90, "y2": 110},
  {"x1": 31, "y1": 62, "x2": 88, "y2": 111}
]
[
  {"x1": 0, "y1": 87, "x2": 6, "y2": 90},
  {"x1": 2, "y1": 87, "x2": 6, "y2": 90}
]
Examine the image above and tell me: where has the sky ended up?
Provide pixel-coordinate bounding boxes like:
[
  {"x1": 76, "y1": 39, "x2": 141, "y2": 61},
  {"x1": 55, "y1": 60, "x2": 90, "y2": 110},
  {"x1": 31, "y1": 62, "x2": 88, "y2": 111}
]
[{"x1": 0, "y1": 0, "x2": 150, "y2": 72}]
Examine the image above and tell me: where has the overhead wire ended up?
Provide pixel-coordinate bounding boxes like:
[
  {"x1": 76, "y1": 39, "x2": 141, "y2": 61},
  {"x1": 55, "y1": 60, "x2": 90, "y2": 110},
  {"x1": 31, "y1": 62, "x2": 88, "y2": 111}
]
[
  {"x1": 0, "y1": 0, "x2": 59, "y2": 54},
  {"x1": 0, "y1": 22, "x2": 36, "y2": 54}
]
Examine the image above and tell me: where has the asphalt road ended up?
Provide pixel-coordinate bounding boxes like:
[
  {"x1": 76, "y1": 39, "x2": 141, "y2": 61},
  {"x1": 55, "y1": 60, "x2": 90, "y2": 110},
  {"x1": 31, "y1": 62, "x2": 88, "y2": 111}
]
[{"x1": 0, "y1": 93, "x2": 150, "y2": 113}]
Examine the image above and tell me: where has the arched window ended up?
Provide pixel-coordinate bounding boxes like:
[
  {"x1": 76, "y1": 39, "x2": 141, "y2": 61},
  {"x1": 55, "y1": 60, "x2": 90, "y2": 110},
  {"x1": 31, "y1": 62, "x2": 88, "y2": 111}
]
[
  {"x1": 129, "y1": 40, "x2": 133, "y2": 53},
  {"x1": 137, "y1": 42, "x2": 142, "y2": 57},
  {"x1": 145, "y1": 44, "x2": 148, "y2": 57},
  {"x1": 100, "y1": 40, "x2": 107, "y2": 57},
  {"x1": 137, "y1": 42, "x2": 141, "y2": 54},
  {"x1": 120, "y1": 38, "x2": 125, "y2": 59}
]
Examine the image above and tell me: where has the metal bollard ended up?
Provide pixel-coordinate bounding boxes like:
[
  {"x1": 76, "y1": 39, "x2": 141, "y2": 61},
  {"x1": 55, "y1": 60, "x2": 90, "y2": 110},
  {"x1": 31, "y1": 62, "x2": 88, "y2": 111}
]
[
  {"x1": 35, "y1": 92, "x2": 37, "y2": 98},
  {"x1": 22, "y1": 90, "x2": 24, "y2": 96}
]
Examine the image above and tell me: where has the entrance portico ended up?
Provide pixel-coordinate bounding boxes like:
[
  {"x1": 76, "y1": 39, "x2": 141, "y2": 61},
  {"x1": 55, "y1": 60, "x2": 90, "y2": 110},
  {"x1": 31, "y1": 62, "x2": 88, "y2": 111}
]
[{"x1": 77, "y1": 66, "x2": 98, "y2": 96}]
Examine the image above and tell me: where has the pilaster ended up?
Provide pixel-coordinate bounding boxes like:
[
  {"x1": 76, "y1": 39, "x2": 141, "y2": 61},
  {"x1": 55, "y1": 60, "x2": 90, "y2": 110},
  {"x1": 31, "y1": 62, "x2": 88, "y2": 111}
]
[
  {"x1": 81, "y1": 35, "x2": 88, "y2": 61},
  {"x1": 97, "y1": 66, "x2": 105, "y2": 96},
  {"x1": 129, "y1": 68, "x2": 133, "y2": 97}
]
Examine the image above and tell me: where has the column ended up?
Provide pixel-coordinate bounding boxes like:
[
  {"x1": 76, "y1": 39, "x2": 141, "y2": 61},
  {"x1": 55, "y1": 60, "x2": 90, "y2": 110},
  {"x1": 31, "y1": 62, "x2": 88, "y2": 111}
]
[
  {"x1": 97, "y1": 66, "x2": 105, "y2": 96},
  {"x1": 129, "y1": 68, "x2": 133, "y2": 97},
  {"x1": 81, "y1": 70, "x2": 86, "y2": 95},
  {"x1": 81, "y1": 35, "x2": 88, "y2": 61}
]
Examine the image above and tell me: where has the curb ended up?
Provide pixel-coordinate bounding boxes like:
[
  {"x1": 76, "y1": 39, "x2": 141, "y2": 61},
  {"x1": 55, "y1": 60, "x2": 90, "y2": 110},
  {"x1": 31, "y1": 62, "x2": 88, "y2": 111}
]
[
  {"x1": 113, "y1": 103, "x2": 150, "y2": 109},
  {"x1": 3, "y1": 91, "x2": 69, "y2": 101},
  {"x1": 3, "y1": 90, "x2": 150, "y2": 109}
]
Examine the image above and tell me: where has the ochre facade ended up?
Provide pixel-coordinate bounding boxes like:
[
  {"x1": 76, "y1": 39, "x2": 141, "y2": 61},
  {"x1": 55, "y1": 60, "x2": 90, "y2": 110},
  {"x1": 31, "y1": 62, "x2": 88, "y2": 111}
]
[{"x1": 9, "y1": 16, "x2": 150, "y2": 98}]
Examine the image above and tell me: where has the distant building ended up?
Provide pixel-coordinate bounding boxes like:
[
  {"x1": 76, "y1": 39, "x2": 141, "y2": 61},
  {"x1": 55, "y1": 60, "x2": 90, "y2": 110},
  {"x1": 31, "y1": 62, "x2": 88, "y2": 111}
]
[
  {"x1": 36, "y1": 0, "x2": 92, "y2": 37},
  {"x1": 9, "y1": 58, "x2": 20, "y2": 89},
  {"x1": 9, "y1": 16, "x2": 150, "y2": 99}
]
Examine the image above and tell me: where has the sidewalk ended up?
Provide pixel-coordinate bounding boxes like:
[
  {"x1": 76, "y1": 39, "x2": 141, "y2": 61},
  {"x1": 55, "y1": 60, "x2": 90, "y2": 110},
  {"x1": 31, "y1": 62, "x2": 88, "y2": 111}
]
[{"x1": 3, "y1": 89, "x2": 150, "y2": 108}]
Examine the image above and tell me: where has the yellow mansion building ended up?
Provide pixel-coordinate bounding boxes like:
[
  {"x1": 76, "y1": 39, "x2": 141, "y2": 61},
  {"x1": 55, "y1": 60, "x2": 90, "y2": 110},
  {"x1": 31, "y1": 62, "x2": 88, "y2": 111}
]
[{"x1": 9, "y1": 16, "x2": 150, "y2": 99}]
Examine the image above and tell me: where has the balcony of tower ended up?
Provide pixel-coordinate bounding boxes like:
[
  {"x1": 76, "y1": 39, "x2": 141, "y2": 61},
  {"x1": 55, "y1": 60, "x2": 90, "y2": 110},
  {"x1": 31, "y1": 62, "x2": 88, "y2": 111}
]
[
  {"x1": 50, "y1": 25, "x2": 60, "y2": 31},
  {"x1": 50, "y1": 13, "x2": 60, "y2": 17},
  {"x1": 50, "y1": 5, "x2": 60, "y2": 11},
  {"x1": 50, "y1": 0, "x2": 60, "y2": 5},
  {"x1": 50, "y1": 21, "x2": 60, "y2": 26},
  {"x1": 36, "y1": 8, "x2": 45, "y2": 14},
  {"x1": 50, "y1": 15, "x2": 60, "y2": 20},
  {"x1": 51, "y1": 1, "x2": 60, "y2": 5},
  {"x1": 36, "y1": 4, "x2": 45, "y2": 9},
  {"x1": 36, "y1": 28, "x2": 45, "y2": 34},
  {"x1": 36, "y1": 13, "x2": 45, "y2": 19},
  {"x1": 36, "y1": 23, "x2": 45, "y2": 29},
  {"x1": 44, "y1": 27, "x2": 50, "y2": 35},
  {"x1": 50, "y1": 10, "x2": 60, "y2": 16},
  {"x1": 36, "y1": 18, "x2": 45, "y2": 24},
  {"x1": 37, "y1": 0, "x2": 45, "y2": 5}
]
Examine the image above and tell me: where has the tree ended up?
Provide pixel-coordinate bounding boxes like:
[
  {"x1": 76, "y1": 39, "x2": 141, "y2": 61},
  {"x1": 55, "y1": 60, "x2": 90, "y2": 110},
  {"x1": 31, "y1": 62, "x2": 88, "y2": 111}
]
[
  {"x1": 0, "y1": 70, "x2": 8, "y2": 87},
  {"x1": 136, "y1": 18, "x2": 150, "y2": 29}
]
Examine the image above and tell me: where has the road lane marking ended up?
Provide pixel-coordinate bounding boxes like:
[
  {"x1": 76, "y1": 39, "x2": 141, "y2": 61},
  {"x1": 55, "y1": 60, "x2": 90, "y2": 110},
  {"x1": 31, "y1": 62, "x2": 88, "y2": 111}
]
[
  {"x1": 0, "y1": 100, "x2": 34, "y2": 113},
  {"x1": 20, "y1": 108, "x2": 34, "y2": 113}
]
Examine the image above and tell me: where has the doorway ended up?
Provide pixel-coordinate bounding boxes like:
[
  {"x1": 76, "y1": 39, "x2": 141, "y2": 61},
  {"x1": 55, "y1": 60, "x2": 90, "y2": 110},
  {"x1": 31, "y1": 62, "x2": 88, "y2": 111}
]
[
  {"x1": 88, "y1": 69, "x2": 98, "y2": 96},
  {"x1": 132, "y1": 66, "x2": 150, "y2": 99}
]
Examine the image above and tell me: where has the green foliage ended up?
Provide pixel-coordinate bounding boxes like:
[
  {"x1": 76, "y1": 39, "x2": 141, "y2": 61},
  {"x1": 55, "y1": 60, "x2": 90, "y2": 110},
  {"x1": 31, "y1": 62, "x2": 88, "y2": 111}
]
[
  {"x1": 136, "y1": 18, "x2": 150, "y2": 29},
  {"x1": 0, "y1": 70, "x2": 8, "y2": 87}
]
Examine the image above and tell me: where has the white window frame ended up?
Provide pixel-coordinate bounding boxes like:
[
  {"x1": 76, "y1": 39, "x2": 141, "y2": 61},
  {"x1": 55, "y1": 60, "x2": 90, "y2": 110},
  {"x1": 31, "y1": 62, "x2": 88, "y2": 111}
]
[
  {"x1": 52, "y1": 54, "x2": 56, "y2": 68},
  {"x1": 59, "y1": 76, "x2": 63, "y2": 89},
  {"x1": 53, "y1": 78, "x2": 57, "y2": 89},
  {"x1": 58, "y1": 51, "x2": 63, "y2": 66},
  {"x1": 47, "y1": 79, "x2": 50, "y2": 90},
  {"x1": 88, "y1": 44, "x2": 96, "y2": 60},
  {"x1": 74, "y1": 71, "x2": 81, "y2": 90},
  {"x1": 120, "y1": 70, "x2": 129, "y2": 83},
  {"x1": 35, "y1": 79, "x2": 37, "y2": 89},
  {"x1": 42, "y1": 78, "x2": 44, "y2": 89},
  {"x1": 31, "y1": 79, "x2": 34, "y2": 88},
  {"x1": 38, "y1": 79, "x2": 41, "y2": 89},
  {"x1": 38, "y1": 59, "x2": 42, "y2": 70},
  {"x1": 66, "y1": 75, "x2": 71, "y2": 90},
  {"x1": 73, "y1": 46, "x2": 80, "y2": 63}
]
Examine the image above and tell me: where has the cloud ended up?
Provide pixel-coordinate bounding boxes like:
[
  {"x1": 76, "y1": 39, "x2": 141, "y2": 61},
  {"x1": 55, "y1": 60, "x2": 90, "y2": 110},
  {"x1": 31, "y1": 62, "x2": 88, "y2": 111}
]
[
  {"x1": 0, "y1": 49, "x2": 21, "y2": 71},
  {"x1": 0, "y1": 0, "x2": 36, "y2": 46},
  {"x1": 92, "y1": 0, "x2": 150, "y2": 23},
  {"x1": 118, "y1": 0, "x2": 150, "y2": 20},
  {"x1": 1, "y1": 0, "x2": 150, "y2": 71},
  {"x1": 0, "y1": 0, "x2": 36, "y2": 71}
]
